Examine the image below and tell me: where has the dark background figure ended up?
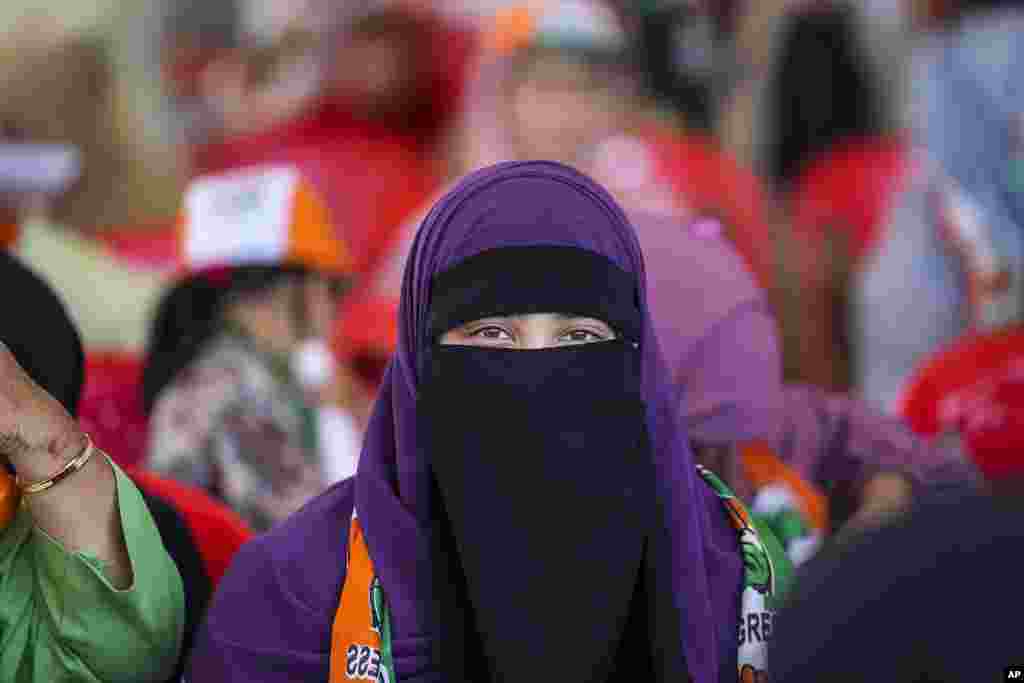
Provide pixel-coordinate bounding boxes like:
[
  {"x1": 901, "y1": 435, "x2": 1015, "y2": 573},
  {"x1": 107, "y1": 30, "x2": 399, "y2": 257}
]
[
  {"x1": 766, "y1": 2, "x2": 892, "y2": 193},
  {"x1": 625, "y1": 0, "x2": 743, "y2": 132},
  {"x1": 771, "y1": 490, "x2": 1022, "y2": 682}
]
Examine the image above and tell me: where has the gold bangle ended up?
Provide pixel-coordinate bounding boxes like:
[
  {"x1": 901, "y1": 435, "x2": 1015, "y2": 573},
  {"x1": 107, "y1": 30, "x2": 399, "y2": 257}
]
[{"x1": 16, "y1": 437, "x2": 95, "y2": 495}]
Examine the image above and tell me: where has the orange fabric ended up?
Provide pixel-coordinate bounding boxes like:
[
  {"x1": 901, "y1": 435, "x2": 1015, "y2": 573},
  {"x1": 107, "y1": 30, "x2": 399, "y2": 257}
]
[
  {"x1": 128, "y1": 468, "x2": 253, "y2": 587},
  {"x1": 0, "y1": 222, "x2": 18, "y2": 248},
  {"x1": 172, "y1": 210, "x2": 190, "y2": 276},
  {"x1": 329, "y1": 515, "x2": 381, "y2": 683},
  {"x1": 741, "y1": 663, "x2": 766, "y2": 683},
  {"x1": 0, "y1": 472, "x2": 19, "y2": 531},
  {"x1": 287, "y1": 178, "x2": 354, "y2": 276},
  {"x1": 176, "y1": 211, "x2": 187, "y2": 265},
  {"x1": 740, "y1": 440, "x2": 829, "y2": 533},
  {"x1": 488, "y1": 4, "x2": 538, "y2": 55}
]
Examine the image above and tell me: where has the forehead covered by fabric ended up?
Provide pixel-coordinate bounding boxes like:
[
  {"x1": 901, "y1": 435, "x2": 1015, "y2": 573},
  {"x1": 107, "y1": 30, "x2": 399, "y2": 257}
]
[
  {"x1": 428, "y1": 245, "x2": 640, "y2": 340},
  {"x1": 430, "y1": 170, "x2": 639, "y2": 270}
]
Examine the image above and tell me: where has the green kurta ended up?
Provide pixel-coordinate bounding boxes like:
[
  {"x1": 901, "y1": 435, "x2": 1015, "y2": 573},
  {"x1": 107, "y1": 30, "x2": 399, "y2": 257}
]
[{"x1": 0, "y1": 457, "x2": 185, "y2": 682}]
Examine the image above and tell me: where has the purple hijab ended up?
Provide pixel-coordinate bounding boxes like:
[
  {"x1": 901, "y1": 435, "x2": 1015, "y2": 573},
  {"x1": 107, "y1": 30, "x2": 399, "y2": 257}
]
[{"x1": 354, "y1": 161, "x2": 741, "y2": 682}]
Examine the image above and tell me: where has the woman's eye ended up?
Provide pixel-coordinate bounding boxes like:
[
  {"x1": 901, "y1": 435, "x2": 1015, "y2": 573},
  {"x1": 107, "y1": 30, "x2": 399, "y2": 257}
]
[
  {"x1": 469, "y1": 326, "x2": 512, "y2": 341},
  {"x1": 558, "y1": 329, "x2": 606, "y2": 344}
]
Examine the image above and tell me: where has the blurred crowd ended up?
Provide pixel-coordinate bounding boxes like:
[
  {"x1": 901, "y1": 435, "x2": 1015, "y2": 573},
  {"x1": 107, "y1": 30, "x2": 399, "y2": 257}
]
[{"x1": 1, "y1": 0, "x2": 1023, "y2": 680}]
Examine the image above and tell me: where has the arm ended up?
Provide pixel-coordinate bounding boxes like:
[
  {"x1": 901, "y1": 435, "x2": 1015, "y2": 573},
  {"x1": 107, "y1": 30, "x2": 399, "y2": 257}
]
[
  {"x1": 0, "y1": 342, "x2": 129, "y2": 583},
  {"x1": 775, "y1": 384, "x2": 980, "y2": 526},
  {"x1": 0, "y1": 342, "x2": 185, "y2": 682},
  {"x1": 776, "y1": 215, "x2": 856, "y2": 392}
]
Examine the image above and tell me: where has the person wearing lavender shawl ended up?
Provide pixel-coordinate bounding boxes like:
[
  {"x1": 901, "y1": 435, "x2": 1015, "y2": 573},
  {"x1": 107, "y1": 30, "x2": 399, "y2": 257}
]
[
  {"x1": 186, "y1": 162, "x2": 792, "y2": 682},
  {"x1": 637, "y1": 210, "x2": 978, "y2": 540}
]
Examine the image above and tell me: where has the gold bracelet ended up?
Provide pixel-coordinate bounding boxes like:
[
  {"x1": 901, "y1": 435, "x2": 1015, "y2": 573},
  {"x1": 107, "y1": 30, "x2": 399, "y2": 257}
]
[{"x1": 16, "y1": 437, "x2": 95, "y2": 495}]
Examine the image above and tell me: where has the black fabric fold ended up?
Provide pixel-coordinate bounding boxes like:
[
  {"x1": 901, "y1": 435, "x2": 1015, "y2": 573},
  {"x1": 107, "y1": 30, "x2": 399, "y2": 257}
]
[{"x1": 427, "y1": 246, "x2": 641, "y2": 342}]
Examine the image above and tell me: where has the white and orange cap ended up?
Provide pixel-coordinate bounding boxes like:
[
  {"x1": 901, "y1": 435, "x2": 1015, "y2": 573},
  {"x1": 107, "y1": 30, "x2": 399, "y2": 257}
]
[
  {"x1": 485, "y1": 0, "x2": 627, "y2": 56},
  {"x1": 178, "y1": 164, "x2": 352, "y2": 278}
]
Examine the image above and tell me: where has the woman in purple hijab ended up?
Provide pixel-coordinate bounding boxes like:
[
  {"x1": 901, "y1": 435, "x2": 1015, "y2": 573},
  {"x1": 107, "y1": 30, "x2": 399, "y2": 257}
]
[{"x1": 186, "y1": 162, "x2": 785, "y2": 682}]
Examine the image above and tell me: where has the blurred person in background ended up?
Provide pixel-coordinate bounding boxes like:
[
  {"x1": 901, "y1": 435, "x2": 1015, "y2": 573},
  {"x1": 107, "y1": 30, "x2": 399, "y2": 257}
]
[
  {"x1": 790, "y1": 0, "x2": 1024, "y2": 411},
  {"x1": 0, "y1": 252, "x2": 184, "y2": 682},
  {"x1": 762, "y1": 1, "x2": 896, "y2": 392},
  {"x1": 694, "y1": 0, "x2": 897, "y2": 181},
  {"x1": 368, "y1": 0, "x2": 777, "y2": 309},
  {"x1": 321, "y1": 3, "x2": 472, "y2": 150},
  {"x1": 695, "y1": 0, "x2": 791, "y2": 171},
  {"x1": 613, "y1": 1, "x2": 902, "y2": 393},
  {"x1": 147, "y1": 0, "x2": 470, "y2": 467},
  {"x1": 159, "y1": 0, "x2": 472, "y2": 280},
  {"x1": 618, "y1": 0, "x2": 745, "y2": 133},
  {"x1": 0, "y1": 27, "x2": 185, "y2": 468},
  {"x1": 634, "y1": 210, "x2": 975, "y2": 559},
  {"x1": 765, "y1": 2, "x2": 893, "y2": 195},
  {"x1": 143, "y1": 166, "x2": 362, "y2": 532},
  {"x1": 0, "y1": 27, "x2": 180, "y2": 353}
]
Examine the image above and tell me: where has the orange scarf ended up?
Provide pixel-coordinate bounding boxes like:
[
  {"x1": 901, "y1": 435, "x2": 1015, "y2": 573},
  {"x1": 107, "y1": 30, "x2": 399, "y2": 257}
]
[
  {"x1": 327, "y1": 470, "x2": 795, "y2": 683},
  {"x1": 328, "y1": 511, "x2": 395, "y2": 683},
  {"x1": 0, "y1": 471, "x2": 20, "y2": 530},
  {"x1": 740, "y1": 440, "x2": 829, "y2": 532}
]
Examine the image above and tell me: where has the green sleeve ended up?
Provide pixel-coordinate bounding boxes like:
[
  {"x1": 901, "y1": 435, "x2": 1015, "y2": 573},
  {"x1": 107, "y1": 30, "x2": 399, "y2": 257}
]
[{"x1": 0, "y1": 457, "x2": 185, "y2": 682}]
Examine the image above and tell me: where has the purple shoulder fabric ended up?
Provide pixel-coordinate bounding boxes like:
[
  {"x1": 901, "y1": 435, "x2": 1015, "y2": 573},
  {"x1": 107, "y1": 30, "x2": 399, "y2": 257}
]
[
  {"x1": 185, "y1": 478, "x2": 355, "y2": 681},
  {"x1": 773, "y1": 385, "x2": 979, "y2": 498}
]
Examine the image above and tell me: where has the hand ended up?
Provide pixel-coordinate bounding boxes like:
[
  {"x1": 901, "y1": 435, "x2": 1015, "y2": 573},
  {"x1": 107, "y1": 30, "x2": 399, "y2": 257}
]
[
  {"x1": 847, "y1": 472, "x2": 913, "y2": 531},
  {"x1": 0, "y1": 341, "x2": 88, "y2": 482},
  {"x1": 0, "y1": 343, "x2": 128, "y2": 585}
]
